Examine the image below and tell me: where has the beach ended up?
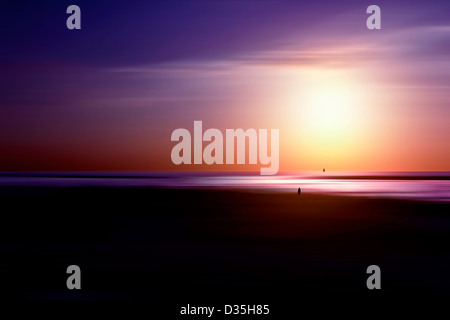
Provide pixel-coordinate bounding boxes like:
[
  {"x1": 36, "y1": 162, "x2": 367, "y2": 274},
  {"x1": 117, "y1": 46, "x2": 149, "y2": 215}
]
[{"x1": 1, "y1": 183, "x2": 450, "y2": 307}]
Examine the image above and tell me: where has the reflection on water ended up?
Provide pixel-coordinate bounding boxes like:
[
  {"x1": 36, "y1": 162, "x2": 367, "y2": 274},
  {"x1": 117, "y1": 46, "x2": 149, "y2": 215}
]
[
  {"x1": 193, "y1": 176, "x2": 450, "y2": 201},
  {"x1": 1, "y1": 172, "x2": 450, "y2": 202}
]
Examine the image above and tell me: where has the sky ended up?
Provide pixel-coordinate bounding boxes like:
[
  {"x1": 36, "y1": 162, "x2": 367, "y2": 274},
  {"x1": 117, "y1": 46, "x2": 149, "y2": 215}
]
[{"x1": 1, "y1": 0, "x2": 450, "y2": 172}]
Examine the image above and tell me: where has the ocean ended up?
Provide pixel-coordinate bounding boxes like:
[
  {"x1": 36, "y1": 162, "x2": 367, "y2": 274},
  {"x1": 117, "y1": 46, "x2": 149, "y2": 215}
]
[{"x1": 1, "y1": 171, "x2": 450, "y2": 201}]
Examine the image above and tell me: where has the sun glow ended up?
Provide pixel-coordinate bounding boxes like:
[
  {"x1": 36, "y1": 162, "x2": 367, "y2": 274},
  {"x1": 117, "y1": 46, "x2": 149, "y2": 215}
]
[
  {"x1": 295, "y1": 69, "x2": 365, "y2": 139},
  {"x1": 281, "y1": 67, "x2": 377, "y2": 170}
]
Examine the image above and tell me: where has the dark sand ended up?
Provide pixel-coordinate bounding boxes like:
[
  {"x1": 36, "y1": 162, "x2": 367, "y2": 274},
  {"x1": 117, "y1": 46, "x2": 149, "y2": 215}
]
[{"x1": 0, "y1": 186, "x2": 449, "y2": 310}]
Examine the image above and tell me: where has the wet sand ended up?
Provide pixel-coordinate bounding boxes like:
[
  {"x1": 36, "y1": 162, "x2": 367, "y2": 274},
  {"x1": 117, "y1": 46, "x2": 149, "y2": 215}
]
[{"x1": 0, "y1": 186, "x2": 449, "y2": 309}]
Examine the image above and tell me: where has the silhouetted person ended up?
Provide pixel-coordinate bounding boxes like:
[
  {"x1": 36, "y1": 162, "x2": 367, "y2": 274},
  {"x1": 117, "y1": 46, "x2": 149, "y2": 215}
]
[
  {"x1": 298, "y1": 187, "x2": 301, "y2": 195},
  {"x1": 323, "y1": 168, "x2": 325, "y2": 172}
]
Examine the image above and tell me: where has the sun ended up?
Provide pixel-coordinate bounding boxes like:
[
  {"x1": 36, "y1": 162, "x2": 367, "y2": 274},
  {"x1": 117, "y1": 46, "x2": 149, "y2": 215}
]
[
  {"x1": 293, "y1": 68, "x2": 365, "y2": 140},
  {"x1": 302, "y1": 82, "x2": 357, "y2": 133},
  {"x1": 281, "y1": 67, "x2": 373, "y2": 169}
]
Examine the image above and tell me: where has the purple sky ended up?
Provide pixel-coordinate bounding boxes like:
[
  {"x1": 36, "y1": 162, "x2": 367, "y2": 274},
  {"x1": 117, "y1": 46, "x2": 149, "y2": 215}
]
[{"x1": 1, "y1": 0, "x2": 450, "y2": 171}]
